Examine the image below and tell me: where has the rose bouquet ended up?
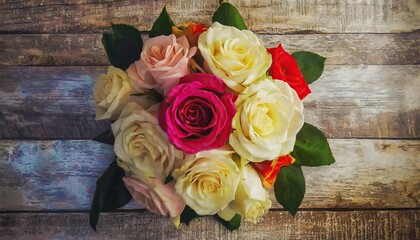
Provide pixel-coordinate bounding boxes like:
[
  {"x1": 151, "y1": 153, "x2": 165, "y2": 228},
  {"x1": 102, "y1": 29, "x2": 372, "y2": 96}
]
[{"x1": 90, "y1": 2, "x2": 335, "y2": 231}]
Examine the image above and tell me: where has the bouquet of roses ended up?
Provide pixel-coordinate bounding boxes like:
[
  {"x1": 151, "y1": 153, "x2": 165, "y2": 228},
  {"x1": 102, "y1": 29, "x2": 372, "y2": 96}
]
[{"x1": 89, "y1": 2, "x2": 335, "y2": 231}]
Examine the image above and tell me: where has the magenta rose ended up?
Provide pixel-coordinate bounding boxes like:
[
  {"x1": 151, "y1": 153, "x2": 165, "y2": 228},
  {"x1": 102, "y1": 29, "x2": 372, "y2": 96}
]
[{"x1": 159, "y1": 73, "x2": 235, "y2": 154}]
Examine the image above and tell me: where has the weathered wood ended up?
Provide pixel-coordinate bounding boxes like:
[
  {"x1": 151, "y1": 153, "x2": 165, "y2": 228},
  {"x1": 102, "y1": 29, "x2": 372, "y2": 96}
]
[
  {"x1": 2, "y1": 32, "x2": 419, "y2": 66},
  {"x1": 0, "y1": 139, "x2": 418, "y2": 211},
  {"x1": 1, "y1": 0, "x2": 419, "y2": 34},
  {"x1": 0, "y1": 210, "x2": 418, "y2": 239},
  {"x1": 0, "y1": 65, "x2": 418, "y2": 139},
  {"x1": 0, "y1": 66, "x2": 110, "y2": 139}
]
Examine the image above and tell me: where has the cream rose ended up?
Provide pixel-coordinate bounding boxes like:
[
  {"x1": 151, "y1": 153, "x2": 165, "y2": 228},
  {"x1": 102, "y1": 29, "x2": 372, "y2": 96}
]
[
  {"x1": 229, "y1": 78, "x2": 304, "y2": 162},
  {"x1": 112, "y1": 102, "x2": 183, "y2": 180},
  {"x1": 123, "y1": 176, "x2": 185, "y2": 218},
  {"x1": 94, "y1": 66, "x2": 139, "y2": 120},
  {"x1": 198, "y1": 22, "x2": 271, "y2": 93},
  {"x1": 172, "y1": 149, "x2": 240, "y2": 215},
  {"x1": 127, "y1": 34, "x2": 196, "y2": 95},
  {"x1": 229, "y1": 164, "x2": 271, "y2": 224}
]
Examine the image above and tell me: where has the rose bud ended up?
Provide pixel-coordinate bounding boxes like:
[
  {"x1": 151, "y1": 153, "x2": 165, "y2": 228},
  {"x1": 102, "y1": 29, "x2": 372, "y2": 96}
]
[
  {"x1": 267, "y1": 44, "x2": 311, "y2": 99},
  {"x1": 252, "y1": 154, "x2": 296, "y2": 188}
]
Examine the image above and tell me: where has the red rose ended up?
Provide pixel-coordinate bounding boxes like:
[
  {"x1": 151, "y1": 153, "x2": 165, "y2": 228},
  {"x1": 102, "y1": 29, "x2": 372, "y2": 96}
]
[
  {"x1": 267, "y1": 44, "x2": 311, "y2": 99},
  {"x1": 252, "y1": 154, "x2": 295, "y2": 188},
  {"x1": 158, "y1": 73, "x2": 235, "y2": 154}
]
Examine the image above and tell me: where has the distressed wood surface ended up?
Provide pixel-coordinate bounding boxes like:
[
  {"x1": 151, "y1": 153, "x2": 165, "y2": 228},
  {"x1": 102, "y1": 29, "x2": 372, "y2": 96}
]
[
  {"x1": 1, "y1": 32, "x2": 420, "y2": 66},
  {"x1": 1, "y1": 139, "x2": 418, "y2": 211},
  {"x1": 1, "y1": 0, "x2": 419, "y2": 34},
  {"x1": 1, "y1": 65, "x2": 418, "y2": 139},
  {"x1": 0, "y1": 210, "x2": 418, "y2": 239},
  {"x1": 1, "y1": 0, "x2": 419, "y2": 238}
]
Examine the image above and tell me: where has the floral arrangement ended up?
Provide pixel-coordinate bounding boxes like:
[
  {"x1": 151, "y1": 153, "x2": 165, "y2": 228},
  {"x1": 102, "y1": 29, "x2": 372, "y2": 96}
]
[{"x1": 90, "y1": 2, "x2": 335, "y2": 231}]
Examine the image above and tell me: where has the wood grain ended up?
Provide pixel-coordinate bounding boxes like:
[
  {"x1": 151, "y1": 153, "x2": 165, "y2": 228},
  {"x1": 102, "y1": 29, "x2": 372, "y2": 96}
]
[
  {"x1": 0, "y1": 66, "x2": 110, "y2": 139},
  {"x1": 1, "y1": 65, "x2": 418, "y2": 139},
  {"x1": 0, "y1": 210, "x2": 418, "y2": 239},
  {"x1": 1, "y1": 32, "x2": 419, "y2": 66},
  {"x1": 1, "y1": 139, "x2": 418, "y2": 211},
  {"x1": 1, "y1": 0, "x2": 419, "y2": 34}
]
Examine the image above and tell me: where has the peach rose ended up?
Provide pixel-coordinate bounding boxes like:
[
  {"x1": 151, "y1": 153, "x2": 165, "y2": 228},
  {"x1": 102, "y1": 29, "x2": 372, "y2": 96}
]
[
  {"x1": 123, "y1": 176, "x2": 185, "y2": 218},
  {"x1": 127, "y1": 34, "x2": 197, "y2": 95}
]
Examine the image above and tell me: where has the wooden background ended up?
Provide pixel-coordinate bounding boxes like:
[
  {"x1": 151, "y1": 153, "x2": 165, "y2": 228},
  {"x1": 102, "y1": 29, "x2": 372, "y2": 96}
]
[{"x1": 0, "y1": 0, "x2": 419, "y2": 239}]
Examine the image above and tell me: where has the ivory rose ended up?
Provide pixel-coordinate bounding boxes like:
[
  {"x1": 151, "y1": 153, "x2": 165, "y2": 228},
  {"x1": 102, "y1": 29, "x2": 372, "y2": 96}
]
[
  {"x1": 94, "y1": 66, "x2": 139, "y2": 120},
  {"x1": 172, "y1": 149, "x2": 240, "y2": 215},
  {"x1": 229, "y1": 164, "x2": 271, "y2": 224},
  {"x1": 112, "y1": 102, "x2": 183, "y2": 181},
  {"x1": 127, "y1": 34, "x2": 197, "y2": 95},
  {"x1": 123, "y1": 176, "x2": 185, "y2": 218},
  {"x1": 198, "y1": 22, "x2": 271, "y2": 93},
  {"x1": 229, "y1": 78, "x2": 304, "y2": 162}
]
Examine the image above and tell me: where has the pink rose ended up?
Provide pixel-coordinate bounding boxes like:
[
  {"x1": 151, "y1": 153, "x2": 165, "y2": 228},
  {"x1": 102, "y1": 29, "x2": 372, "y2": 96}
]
[
  {"x1": 123, "y1": 176, "x2": 185, "y2": 218},
  {"x1": 158, "y1": 73, "x2": 236, "y2": 154},
  {"x1": 127, "y1": 34, "x2": 197, "y2": 95}
]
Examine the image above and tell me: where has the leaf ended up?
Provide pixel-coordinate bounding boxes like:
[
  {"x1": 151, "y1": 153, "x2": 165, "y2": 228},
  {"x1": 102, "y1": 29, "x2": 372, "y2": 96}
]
[
  {"x1": 274, "y1": 164, "x2": 305, "y2": 215},
  {"x1": 93, "y1": 129, "x2": 114, "y2": 145},
  {"x1": 89, "y1": 185, "x2": 102, "y2": 232},
  {"x1": 214, "y1": 214, "x2": 241, "y2": 231},
  {"x1": 291, "y1": 51, "x2": 326, "y2": 84},
  {"x1": 102, "y1": 24, "x2": 143, "y2": 70},
  {"x1": 89, "y1": 160, "x2": 132, "y2": 231},
  {"x1": 212, "y1": 2, "x2": 247, "y2": 30},
  {"x1": 164, "y1": 175, "x2": 174, "y2": 184},
  {"x1": 291, "y1": 123, "x2": 335, "y2": 166},
  {"x1": 149, "y1": 6, "x2": 175, "y2": 38},
  {"x1": 180, "y1": 206, "x2": 200, "y2": 225},
  {"x1": 131, "y1": 89, "x2": 164, "y2": 102}
]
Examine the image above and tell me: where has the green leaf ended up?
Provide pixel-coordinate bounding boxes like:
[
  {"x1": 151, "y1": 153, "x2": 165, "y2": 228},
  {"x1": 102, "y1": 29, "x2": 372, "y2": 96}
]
[
  {"x1": 89, "y1": 160, "x2": 132, "y2": 231},
  {"x1": 274, "y1": 164, "x2": 305, "y2": 215},
  {"x1": 102, "y1": 24, "x2": 143, "y2": 70},
  {"x1": 180, "y1": 206, "x2": 200, "y2": 225},
  {"x1": 149, "y1": 6, "x2": 175, "y2": 38},
  {"x1": 164, "y1": 175, "x2": 174, "y2": 184},
  {"x1": 214, "y1": 214, "x2": 241, "y2": 231},
  {"x1": 93, "y1": 129, "x2": 115, "y2": 145},
  {"x1": 131, "y1": 89, "x2": 164, "y2": 102},
  {"x1": 291, "y1": 123, "x2": 335, "y2": 166},
  {"x1": 291, "y1": 51, "x2": 326, "y2": 84},
  {"x1": 212, "y1": 2, "x2": 247, "y2": 30}
]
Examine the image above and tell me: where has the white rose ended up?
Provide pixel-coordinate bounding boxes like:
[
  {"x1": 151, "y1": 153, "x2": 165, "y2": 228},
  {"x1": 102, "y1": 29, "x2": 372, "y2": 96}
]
[
  {"x1": 127, "y1": 34, "x2": 196, "y2": 95},
  {"x1": 229, "y1": 164, "x2": 271, "y2": 224},
  {"x1": 198, "y1": 22, "x2": 271, "y2": 93},
  {"x1": 123, "y1": 176, "x2": 185, "y2": 218},
  {"x1": 172, "y1": 149, "x2": 240, "y2": 215},
  {"x1": 229, "y1": 78, "x2": 304, "y2": 162},
  {"x1": 112, "y1": 102, "x2": 183, "y2": 180},
  {"x1": 94, "y1": 66, "x2": 139, "y2": 120}
]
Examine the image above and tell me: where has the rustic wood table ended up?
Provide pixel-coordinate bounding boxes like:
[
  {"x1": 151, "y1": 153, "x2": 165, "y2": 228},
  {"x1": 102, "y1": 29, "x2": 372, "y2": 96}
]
[{"x1": 0, "y1": 0, "x2": 419, "y2": 239}]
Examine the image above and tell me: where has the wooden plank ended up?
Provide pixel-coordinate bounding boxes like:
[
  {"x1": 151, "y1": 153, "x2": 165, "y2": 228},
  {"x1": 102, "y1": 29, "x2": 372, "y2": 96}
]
[
  {"x1": 0, "y1": 210, "x2": 418, "y2": 239},
  {"x1": 0, "y1": 139, "x2": 418, "y2": 211},
  {"x1": 0, "y1": 66, "x2": 110, "y2": 139},
  {"x1": 1, "y1": 33, "x2": 419, "y2": 66},
  {"x1": 0, "y1": 65, "x2": 418, "y2": 139},
  {"x1": 0, "y1": 0, "x2": 419, "y2": 34}
]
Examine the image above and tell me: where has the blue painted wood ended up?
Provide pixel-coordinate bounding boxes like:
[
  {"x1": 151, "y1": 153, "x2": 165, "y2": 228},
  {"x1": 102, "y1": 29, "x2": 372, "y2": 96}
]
[
  {"x1": 0, "y1": 66, "x2": 110, "y2": 139},
  {"x1": 1, "y1": 65, "x2": 419, "y2": 139},
  {"x1": 1, "y1": 139, "x2": 419, "y2": 211},
  {"x1": 0, "y1": 140, "x2": 137, "y2": 211}
]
